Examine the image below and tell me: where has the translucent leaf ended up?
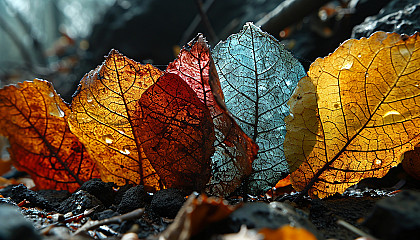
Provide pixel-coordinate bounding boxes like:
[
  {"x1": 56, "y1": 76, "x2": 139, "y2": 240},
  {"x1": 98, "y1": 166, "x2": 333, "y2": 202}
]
[
  {"x1": 167, "y1": 35, "x2": 258, "y2": 196},
  {"x1": 134, "y1": 73, "x2": 215, "y2": 191},
  {"x1": 286, "y1": 32, "x2": 420, "y2": 198},
  {"x1": 68, "y1": 50, "x2": 163, "y2": 189},
  {"x1": 212, "y1": 22, "x2": 306, "y2": 194},
  {"x1": 0, "y1": 80, "x2": 100, "y2": 192}
]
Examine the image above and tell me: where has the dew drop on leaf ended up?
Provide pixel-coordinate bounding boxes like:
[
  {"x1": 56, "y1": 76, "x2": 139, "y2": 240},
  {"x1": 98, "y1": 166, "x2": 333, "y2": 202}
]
[
  {"x1": 340, "y1": 58, "x2": 353, "y2": 70},
  {"x1": 102, "y1": 134, "x2": 114, "y2": 144},
  {"x1": 49, "y1": 103, "x2": 65, "y2": 117},
  {"x1": 119, "y1": 148, "x2": 130, "y2": 155}
]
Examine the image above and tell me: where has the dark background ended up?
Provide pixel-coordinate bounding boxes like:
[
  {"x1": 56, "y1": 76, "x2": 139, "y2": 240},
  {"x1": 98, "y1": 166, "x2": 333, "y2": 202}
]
[{"x1": 0, "y1": 0, "x2": 418, "y2": 102}]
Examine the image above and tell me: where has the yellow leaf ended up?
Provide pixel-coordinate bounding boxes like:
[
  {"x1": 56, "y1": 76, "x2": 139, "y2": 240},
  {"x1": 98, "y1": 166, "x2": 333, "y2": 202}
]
[
  {"x1": 68, "y1": 50, "x2": 163, "y2": 189},
  {"x1": 286, "y1": 32, "x2": 420, "y2": 198}
]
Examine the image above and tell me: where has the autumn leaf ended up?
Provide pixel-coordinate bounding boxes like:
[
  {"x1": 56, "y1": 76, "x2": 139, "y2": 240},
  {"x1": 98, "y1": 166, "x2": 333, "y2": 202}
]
[
  {"x1": 274, "y1": 175, "x2": 291, "y2": 189},
  {"x1": 167, "y1": 35, "x2": 258, "y2": 196},
  {"x1": 212, "y1": 22, "x2": 306, "y2": 194},
  {"x1": 134, "y1": 72, "x2": 215, "y2": 191},
  {"x1": 0, "y1": 79, "x2": 100, "y2": 192},
  {"x1": 160, "y1": 193, "x2": 237, "y2": 240},
  {"x1": 285, "y1": 32, "x2": 420, "y2": 198},
  {"x1": 68, "y1": 50, "x2": 163, "y2": 189}
]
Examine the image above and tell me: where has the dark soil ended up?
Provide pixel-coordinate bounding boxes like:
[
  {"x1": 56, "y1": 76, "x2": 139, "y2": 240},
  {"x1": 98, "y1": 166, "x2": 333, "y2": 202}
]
[{"x1": 1, "y1": 164, "x2": 420, "y2": 240}]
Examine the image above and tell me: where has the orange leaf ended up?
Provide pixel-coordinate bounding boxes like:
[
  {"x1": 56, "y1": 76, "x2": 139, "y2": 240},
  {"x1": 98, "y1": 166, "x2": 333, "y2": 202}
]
[
  {"x1": 285, "y1": 32, "x2": 420, "y2": 198},
  {"x1": 0, "y1": 80, "x2": 100, "y2": 192},
  {"x1": 134, "y1": 73, "x2": 215, "y2": 191},
  {"x1": 275, "y1": 175, "x2": 291, "y2": 188},
  {"x1": 167, "y1": 35, "x2": 258, "y2": 195},
  {"x1": 68, "y1": 50, "x2": 163, "y2": 189},
  {"x1": 259, "y1": 225, "x2": 317, "y2": 240}
]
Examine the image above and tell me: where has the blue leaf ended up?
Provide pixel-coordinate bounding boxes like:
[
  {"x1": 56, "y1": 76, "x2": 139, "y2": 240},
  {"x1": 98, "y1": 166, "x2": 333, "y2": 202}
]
[{"x1": 212, "y1": 22, "x2": 306, "y2": 194}]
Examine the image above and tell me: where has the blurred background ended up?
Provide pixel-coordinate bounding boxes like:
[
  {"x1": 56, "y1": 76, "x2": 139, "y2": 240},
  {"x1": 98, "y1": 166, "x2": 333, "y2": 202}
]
[{"x1": 0, "y1": 0, "x2": 418, "y2": 102}]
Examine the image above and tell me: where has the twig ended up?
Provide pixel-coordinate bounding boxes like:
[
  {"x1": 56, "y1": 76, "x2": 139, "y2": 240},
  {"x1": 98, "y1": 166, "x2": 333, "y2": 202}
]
[
  {"x1": 194, "y1": 0, "x2": 218, "y2": 44},
  {"x1": 3, "y1": 0, "x2": 47, "y2": 65},
  {"x1": 180, "y1": 0, "x2": 215, "y2": 46},
  {"x1": 0, "y1": 15, "x2": 34, "y2": 69},
  {"x1": 256, "y1": 0, "x2": 331, "y2": 36},
  {"x1": 74, "y1": 208, "x2": 144, "y2": 235},
  {"x1": 337, "y1": 219, "x2": 378, "y2": 240}
]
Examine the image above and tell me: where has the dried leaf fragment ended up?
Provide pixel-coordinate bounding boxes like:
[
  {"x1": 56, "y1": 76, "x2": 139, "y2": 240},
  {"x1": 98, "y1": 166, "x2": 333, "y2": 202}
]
[
  {"x1": 0, "y1": 79, "x2": 100, "y2": 192},
  {"x1": 286, "y1": 32, "x2": 420, "y2": 198},
  {"x1": 160, "y1": 193, "x2": 237, "y2": 240},
  {"x1": 212, "y1": 22, "x2": 306, "y2": 194},
  {"x1": 68, "y1": 50, "x2": 163, "y2": 189},
  {"x1": 167, "y1": 35, "x2": 258, "y2": 196},
  {"x1": 135, "y1": 73, "x2": 215, "y2": 191},
  {"x1": 402, "y1": 145, "x2": 420, "y2": 180}
]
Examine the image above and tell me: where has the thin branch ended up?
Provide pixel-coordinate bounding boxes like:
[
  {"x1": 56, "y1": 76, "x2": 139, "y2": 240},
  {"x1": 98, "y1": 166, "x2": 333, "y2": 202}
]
[
  {"x1": 3, "y1": 0, "x2": 47, "y2": 65},
  {"x1": 73, "y1": 208, "x2": 145, "y2": 235},
  {"x1": 180, "y1": 0, "x2": 215, "y2": 46},
  {"x1": 337, "y1": 219, "x2": 378, "y2": 240},
  {"x1": 0, "y1": 15, "x2": 34, "y2": 68},
  {"x1": 194, "y1": 0, "x2": 218, "y2": 44},
  {"x1": 256, "y1": 0, "x2": 331, "y2": 37}
]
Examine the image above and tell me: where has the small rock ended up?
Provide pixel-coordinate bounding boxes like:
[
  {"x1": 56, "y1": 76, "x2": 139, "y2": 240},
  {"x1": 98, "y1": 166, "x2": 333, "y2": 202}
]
[
  {"x1": 58, "y1": 190, "x2": 104, "y2": 214},
  {"x1": 0, "y1": 196, "x2": 17, "y2": 207},
  {"x1": 37, "y1": 189, "x2": 71, "y2": 210},
  {"x1": 117, "y1": 185, "x2": 148, "y2": 214},
  {"x1": 79, "y1": 178, "x2": 115, "y2": 207},
  {"x1": 352, "y1": 0, "x2": 420, "y2": 38},
  {"x1": 94, "y1": 209, "x2": 120, "y2": 220},
  {"x1": 149, "y1": 188, "x2": 185, "y2": 218},
  {"x1": 0, "y1": 205, "x2": 41, "y2": 240},
  {"x1": 363, "y1": 190, "x2": 420, "y2": 240},
  {"x1": 114, "y1": 184, "x2": 134, "y2": 205},
  {"x1": 10, "y1": 184, "x2": 53, "y2": 211},
  {"x1": 227, "y1": 202, "x2": 323, "y2": 239}
]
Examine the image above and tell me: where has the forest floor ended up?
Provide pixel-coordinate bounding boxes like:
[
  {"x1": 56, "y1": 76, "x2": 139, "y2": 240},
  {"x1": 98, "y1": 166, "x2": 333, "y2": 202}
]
[{"x1": 1, "y1": 164, "x2": 420, "y2": 240}]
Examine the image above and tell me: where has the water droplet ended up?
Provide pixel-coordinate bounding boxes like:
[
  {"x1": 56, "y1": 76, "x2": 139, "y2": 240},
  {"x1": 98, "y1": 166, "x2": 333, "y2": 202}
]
[
  {"x1": 48, "y1": 92, "x2": 54, "y2": 98},
  {"x1": 49, "y1": 103, "x2": 65, "y2": 117},
  {"x1": 118, "y1": 130, "x2": 127, "y2": 136},
  {"x1": 383, "y1": 110, "x2": 401, "y2": 118},
  {"x1": 365, "y1": 73, "x2": 369, "y2": 78},
  {"x1": 375, "y1": 159, "x2": 382, "y2": 165},
  {"x1": 340, "y1": 59, "x2": 353, "y2": 70},
  {"x1": 358, "y1": 54, "x2": 361, "y2": 58},
  {"x1": 383, "y1": 110, "x2": 403, "y2": 124},
  {"x1": 119, "y1": 147, "x2": 130, "y2": 155},
  {"x1": 102, "y1": 134, "x2": 114, "y2": 144},
  {"x1": 86, "y1": 93, "x2": 93, "y2": 103}
]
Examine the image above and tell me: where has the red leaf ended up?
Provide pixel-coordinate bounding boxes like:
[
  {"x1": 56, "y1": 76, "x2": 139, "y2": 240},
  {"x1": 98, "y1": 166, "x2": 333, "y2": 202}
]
[
  {"x1": 167, "y1": 35, "x2": 258, "y2": 195},
  {"x1": 135, "y1": 73, "x2": 215, "y2": 191}
]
